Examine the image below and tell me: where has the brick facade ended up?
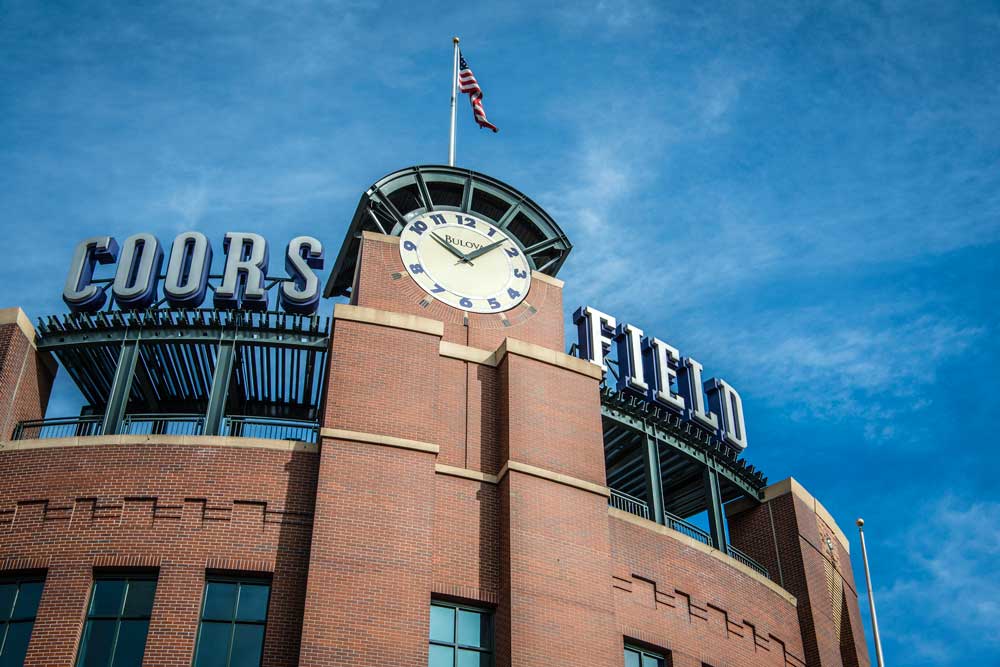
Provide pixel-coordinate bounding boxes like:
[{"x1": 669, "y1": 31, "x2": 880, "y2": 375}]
[{"x1": 0, "y1": 233, "x2": 870, "y2": 666}]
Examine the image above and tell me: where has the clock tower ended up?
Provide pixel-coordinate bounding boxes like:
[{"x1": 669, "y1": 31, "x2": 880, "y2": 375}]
[{"x1": 299, "y1": 165, "x2": 626, "y2": 667}]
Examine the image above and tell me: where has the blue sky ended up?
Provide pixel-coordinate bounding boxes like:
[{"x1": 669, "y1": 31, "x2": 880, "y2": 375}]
[{"x1": 2, "y1": 1, "x2": 998, "y2": 664}]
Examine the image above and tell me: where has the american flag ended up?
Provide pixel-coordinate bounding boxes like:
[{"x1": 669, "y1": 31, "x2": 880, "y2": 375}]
[{"x1": 458, "y1": 52, "x2": 498, "y2": 133}]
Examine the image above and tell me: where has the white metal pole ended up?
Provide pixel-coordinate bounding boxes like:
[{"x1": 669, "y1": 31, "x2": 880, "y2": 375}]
[
  {"x1": 448, "y1": 36, "x2": 460, "y2": 166},
  {"x1": 857, "y1": 518, "x2": 886, "y2": 667}
]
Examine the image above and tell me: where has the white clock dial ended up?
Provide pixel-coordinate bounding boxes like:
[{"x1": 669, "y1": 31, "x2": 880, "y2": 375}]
[{"x1": 398, "y1": 210, "x2": 532, "y2": 313}]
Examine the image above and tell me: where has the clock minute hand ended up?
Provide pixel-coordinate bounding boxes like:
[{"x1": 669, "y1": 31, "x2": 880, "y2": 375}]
[
  {"x1": 463, "y1": 238, "x2": 507, "y2": 262},
  {"x1": 431, "y1": 232, "x2": 473, "y2": 264}
]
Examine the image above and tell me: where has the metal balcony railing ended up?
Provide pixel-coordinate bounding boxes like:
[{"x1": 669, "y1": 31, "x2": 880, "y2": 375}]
[
  {"x1": 609, "y1": 489, "x2": 650, "y2": 520},
  {"x1": 11, "y1": 416, "x2": 103, "y2": 441},
  {"x1": 121, "y1": 413, "x2": 205, "y2": 436},
  {"x1": 664, "y1": 510, "x2": 712, "y2": 546},
  {"x1": 12, "y1": 414, "x2": 319, "y2": 444},
  {"x1": 223, "y1": 415, "x2": 319, "y2": 444},
  {"x1": 726, "y1": 543, "x2": 770, "y2": 579}
]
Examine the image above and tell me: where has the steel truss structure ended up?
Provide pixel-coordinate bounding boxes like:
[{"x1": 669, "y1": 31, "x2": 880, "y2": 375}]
[
  {"x1": 600, "y1": 386, "x2": 768, "y2": 561},
  {"x1": 35, "y1": 308, "x2": 330, "y2": 437}
]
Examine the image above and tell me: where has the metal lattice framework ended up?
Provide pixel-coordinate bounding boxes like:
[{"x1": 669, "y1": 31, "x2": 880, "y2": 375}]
[
  {"x1": 35, "y1": 308, "x2": 330, "y2": 436},
  {"x1": 324, "y1": 165, "x2": 572, "y2": 298},
  {"x1": 599, "y1": 385, "x2": 768, "y2": 557}
]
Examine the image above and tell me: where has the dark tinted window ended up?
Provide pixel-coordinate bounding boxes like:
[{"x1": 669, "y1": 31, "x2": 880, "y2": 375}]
[
  {"x1": 0, "y1": 576, "x2": 44, "y2": 666},
  {"x1": 193, "y1": 577, "x2": 270, "y2": 667},
  {"x1": 470, "y1": 189, "x2": 510, "y2": 223},
  {"x1": 387, "y1": 183, "x2": 424, "y2": 216},
  {"x1": 76, "y1": 575, "x2": 157, "y2": 667},
  {"x1": 427, "y1": 181, "x2": 464, "y2": 208}
]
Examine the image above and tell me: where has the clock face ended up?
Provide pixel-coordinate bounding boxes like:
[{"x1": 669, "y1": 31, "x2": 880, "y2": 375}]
[{"x1": 398, "y1": 210, "x2": 532, "y2": 313}]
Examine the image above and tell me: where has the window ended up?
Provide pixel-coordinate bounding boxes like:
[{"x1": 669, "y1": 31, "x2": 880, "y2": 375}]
[
  {"x1": 428, "y1": 601, "x2": 493, "y2": 667},
  {"x1": 625, "y1": 646, "x2": 667, "y2": 667},
  {"x1": 0, "y1": 576, "x2": 44, "y2": 666},
  {"x1": 76, "y1": 574, "x2": 157, "y2": 667},
  {"x1": 192, "y1": 576, "x2": 270, "y2": 667}
]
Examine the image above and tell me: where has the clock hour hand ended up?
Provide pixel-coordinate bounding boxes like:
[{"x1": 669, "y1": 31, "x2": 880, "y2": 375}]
[
  {"x1": 462, "y1": 238, "x2": 507, "y2": 262},
  {"x1": 430, "y1": 232, "x2": 473, "y2": 264}
]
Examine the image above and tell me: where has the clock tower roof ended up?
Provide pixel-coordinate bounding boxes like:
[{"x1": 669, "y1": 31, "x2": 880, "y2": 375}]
[{"x1": 324, "y1": 165, "x2": 572, "y2": 298}]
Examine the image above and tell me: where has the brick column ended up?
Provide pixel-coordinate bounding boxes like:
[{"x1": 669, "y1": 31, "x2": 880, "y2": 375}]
[
  {"x1": 298, "y1": 306, "x2": 444, "y2": 666},
  {"x1": 0, "y1": 308, "x2": 56, "y2": 440},
  {"x1": 727, "y1": 478, "x2": 870, "y2": 667},
  {"x1": 497, "y1": 343, "x2": 621, "y2": 667},
  {"x1": 23, "y1": 559, "x2": 90, "y2": 667}
]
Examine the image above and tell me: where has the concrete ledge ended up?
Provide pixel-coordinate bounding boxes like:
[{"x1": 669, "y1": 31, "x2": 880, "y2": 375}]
[
  {"x1": 321, "y1": 427, "x2": 440, "y2": 454},
  {"x1": 0, "y1": 434, "x2": 318, "y2": 454},
  {"x1": 531, "y1": 271, "x2": 564, "y2": 289},
  {"x1": 435, "y1": 464, "x2": 499, "y2": 484},
  {"x1": 497, "y1": 338, "x2": 604, "y2": 380},
  {"x1": 0, "y1": 307, "x2": 35, "y2": 343},
  {"x1": 439, "y1": 341, "x2": 497, "y2": 366},
  {"x1": 609, "y1": 507, "x2": 798, "y2": 606},
  {"x1": 361, "y1": 230, "x2": 400, "y2": 244},
  {"x1": 499, "y1": 460, "x2": 610, "y2": 497},
  {"x1": 767, "y1": 477, "x2": 850, "y2": 553},
  {"x1": 334, "y1": 304, "x2": 444, "y2": 337}
]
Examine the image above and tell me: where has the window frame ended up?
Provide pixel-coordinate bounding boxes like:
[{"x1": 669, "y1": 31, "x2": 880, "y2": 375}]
[
  {"x1": 76, "y1": 571, "x2": 158, "y2": 667},
  {"x1": 192, "y1": 574, "x2": 272, "y2": 667},
  {"x1": 0, "y1": 573, "x2": 45, "y2": 663},
  {"x1": 429, "y1": 599, "x2": 494, "y2": 667},
  {"x1": 625, "y1": 644, "x2": 668, "y2": 667}
]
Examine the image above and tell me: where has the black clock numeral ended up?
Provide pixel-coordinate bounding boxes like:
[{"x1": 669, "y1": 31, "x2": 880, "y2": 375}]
[
  {"x1": 514, "y1": 268, "x2": 527, "y2": 279},
  {"x1": 429, "y1": 214, "x2": 447, "y2": 225},
  {"x1": 505, "y1": 247, "x2": 519, "y2": 257},
  {"x1": 409, "y1": 220, "x2": 427, "y2": 235},
  {"x1": 486, "y1": 227, "x2": 497, "y2": 238}
]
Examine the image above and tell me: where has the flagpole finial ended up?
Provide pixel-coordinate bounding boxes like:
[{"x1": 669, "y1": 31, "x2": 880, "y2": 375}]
[
  {"x1": 857, "y1": 518, "x2": 864, "y2": 527},
  {"x1": 453, "y1": 36, "x2": 460, "y2": 44}
]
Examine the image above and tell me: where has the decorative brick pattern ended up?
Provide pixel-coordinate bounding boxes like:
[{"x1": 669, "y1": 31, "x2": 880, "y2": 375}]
[{"x1": 0, "y1": 442, "x2": 317, "y2": 666}]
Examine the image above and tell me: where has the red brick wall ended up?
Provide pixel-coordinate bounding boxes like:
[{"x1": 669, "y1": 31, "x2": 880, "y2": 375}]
[
  {"x1": 0, "y1": 441, "x2": 317, "y2": 666},
  {"x1": 729, "y1": 491, "x2": 870, "y2": 667},
  {"x1": 298, "y1": 438, "x2": 437, "y2": 667},
  {"x1": 610, "y1": 513, "x2": 805, "y2": 667},
  {"x1": 0, "y1": 311, "x2": 56, "y2": 440},
  {"x1": 352, "y1": 234, "x2": 565, "y2": 352}
]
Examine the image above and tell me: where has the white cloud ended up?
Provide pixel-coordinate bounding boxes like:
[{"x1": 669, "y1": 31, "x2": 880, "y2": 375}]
[{"x1": 875, "y1": 496, "x2": 1000, "y2": 664}]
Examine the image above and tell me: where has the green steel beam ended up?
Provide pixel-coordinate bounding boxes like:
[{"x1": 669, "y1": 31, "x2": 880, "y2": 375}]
[
  {"x1": 704, "y1": 467, "x2": 727, "y2": 550},
  {"x1": 643, "y1": 434, "x2": 666, "y2": 525},
  {"x1": 100, "y1": 338, "x2": 140, "y2": 436},
  {"x1": 203, "y1": 339, "x2": 236, "y2": 436}
]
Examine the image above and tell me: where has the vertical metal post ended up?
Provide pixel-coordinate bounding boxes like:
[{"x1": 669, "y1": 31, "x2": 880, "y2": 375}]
[
  {"x1": 857, "y1": 519, "x2": 886, "y2": 667},
  {"x1": 449, "y1": 36, "x2": 460, "y2": 166},
  {"x1": 203, "y1": 339, "x2": 236, "y2": 436},
  {"x1": 642, "y1": 434, "x2": 665, "y2": 525},
  {"x1": 101, "y1": 338, "x2": 140, "y2": 436},
  {"x1": 704, "y1": 467, "x2": 727, "y2": 550}
]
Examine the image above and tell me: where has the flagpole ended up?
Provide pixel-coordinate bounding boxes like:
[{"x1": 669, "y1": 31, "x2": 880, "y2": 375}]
[
  {"x1": 857, "y1": 518, "x2": 886, "y2": 667},
  {"x1": 449, "y1": 36, "x2": 460, "y2": 166}
]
